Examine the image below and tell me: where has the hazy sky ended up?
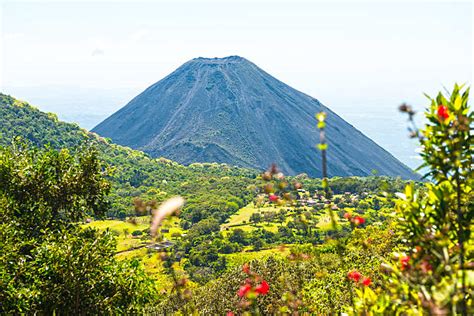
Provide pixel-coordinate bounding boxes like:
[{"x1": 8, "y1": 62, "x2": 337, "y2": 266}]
[
  {"x1": 1, "y1": 1, "x2": 472, "y2": 99},
  {"x1": 0, "y1": 0, "x2": 472, "y2": 168}
]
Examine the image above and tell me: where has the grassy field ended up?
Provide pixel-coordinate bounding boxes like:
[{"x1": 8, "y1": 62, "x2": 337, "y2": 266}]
[
  {"x1": 84, "y1": 216, "x2": 186, "y2": 288},
  {"x1": 81, "y1": 202, "x2": 347, "y2": 283},
  {"x1": 222, "y1": 203, "x2": 344, "y2": 235},
  {"x1": 116, "y1": 247, "x2": 176, "y2": 288},
  {"x1": 225, "y1": 204, "x2": 298, "y2": 226},
  {"x1": 84, "y1": 218, "x2": 148, "y2": 232},
  {"x1": 226, "y1": 246, "x2": 290, "y2": 268},
  {"x1": 83, "y1": 216, "x2": 183, "y2": 251},
  {"x1": 316, "y1": 210, "x2": 342, "y2": 231},
  {"x1": 222, "y1": 203, "x2": 297, "y2": 233}
]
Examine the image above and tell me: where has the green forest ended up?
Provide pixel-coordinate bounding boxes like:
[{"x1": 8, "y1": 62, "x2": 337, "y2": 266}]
[{"x1": 0, "y1": 85, "x2": 472, "y2": 314}]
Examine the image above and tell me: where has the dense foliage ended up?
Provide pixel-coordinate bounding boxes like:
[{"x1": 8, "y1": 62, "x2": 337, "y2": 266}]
[
  {"x1": 350, "y1": 84, "x2": 473, "y2": 314},
  {"x1": 0, "y1": 145, "x2": 154, "y2": 313},
  {"x1": 153, "y1": 224, "x2": 398, "y2": 314}
]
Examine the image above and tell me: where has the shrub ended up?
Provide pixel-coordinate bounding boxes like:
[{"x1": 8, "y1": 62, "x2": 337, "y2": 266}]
[
  {"x1": 352, "y1": 84, "x2": 473, "y2": 314},
  {"x1": 131, "y1": 230, "x2": 143, "y2": 236}
]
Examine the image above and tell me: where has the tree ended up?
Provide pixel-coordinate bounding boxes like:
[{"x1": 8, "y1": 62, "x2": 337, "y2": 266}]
[
  {"x1": 263, "y1": 211, "x2": 276, "y2": 224},
  {"x1": 250, "y1": 212, "x2": 262, "y2": 224},
  {"x1": 252, "y1": 238, "x2": 264, "y2": 251},
  {"x1": 225, "y1": 201, "x2": 239, "y2": 213},
  {"x1": 117, "y1": 210, "x2": 127, "y2": 220},
  {"x1": 357, "y1": 200, "x2": 369, "y2": 211},
  {"x1": 372, "y1": 197, "x2": 381, "y2": 210},
  {"x1": 0, "y1": 144, "x2": 155, "y2": 314},
  {"x1": 228, "y1": 228, "x2": 248, "y2": 245},
  {"x1": 0, "y1": 143, "x2": 110, "y2": 233},
  {"x1": 131, "y1": 230, "x2": 143, "y2": 236},
  {"x1": 188, "y1": 218, "x2": 220, "y2": 237}
]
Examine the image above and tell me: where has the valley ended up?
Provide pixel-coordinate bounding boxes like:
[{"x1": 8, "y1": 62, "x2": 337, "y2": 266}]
[{"x1": 82, "y1": 183, "x2": 398, "y2": 290}]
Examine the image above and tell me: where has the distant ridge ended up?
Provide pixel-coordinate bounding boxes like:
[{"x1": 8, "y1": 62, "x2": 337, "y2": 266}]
[{"x1": 93, "y1": 56, "x2": 417, "y2": 179}]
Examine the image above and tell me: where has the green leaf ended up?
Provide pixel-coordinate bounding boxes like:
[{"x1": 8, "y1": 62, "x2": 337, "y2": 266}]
[
  {"x1": 423, "y1": 92, "x2": 433, "y2": 101},
  {"x1": 454, "y1": 95, "x2": 462, "y2": 110},
  {"x1": 404, "y1": 183, "x2": 414, "y2": 200}
]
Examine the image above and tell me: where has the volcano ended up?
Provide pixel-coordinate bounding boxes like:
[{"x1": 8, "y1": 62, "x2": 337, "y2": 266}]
[{"x1": 92, "y1": 56, "x2": 415, "y2": 179}]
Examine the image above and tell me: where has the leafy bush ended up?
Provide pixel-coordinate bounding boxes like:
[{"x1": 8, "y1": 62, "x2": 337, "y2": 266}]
[
  {"x1": 351, "y1": 84, "x2": 473, "y2": 314},
  {"x1": 0, "y1": 144, "x2": 155, "y2": 314}
]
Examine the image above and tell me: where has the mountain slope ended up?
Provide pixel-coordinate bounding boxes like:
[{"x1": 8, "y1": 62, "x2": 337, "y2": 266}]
[{"x1": 93, "y1": 56, "x2": 415, "y2": 179}]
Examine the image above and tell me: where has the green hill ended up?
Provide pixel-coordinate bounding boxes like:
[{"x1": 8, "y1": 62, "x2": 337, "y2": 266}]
[{"x1": 0, "y1": 93, "x2": 257, "y2": 221}]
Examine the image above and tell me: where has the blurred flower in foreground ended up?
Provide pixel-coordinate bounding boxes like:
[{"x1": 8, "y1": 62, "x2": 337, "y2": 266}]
[
  {"x1": 150, "y1": 196, "x2": 185, "y2": 237},
  {"x1": 348, "y1": 270, "x2": 362, "y2": 282},
  {"x1": 437, "y1": 104, "x2": 449, "y2": 120},
  {"x1": 242, "y1": 263, "x2": 250, "y2": 274},
  {"x1": 269, "y1": 194, "x2": 279, "y2": 202},
  {"x1": 353, "y1": 216, "x2": 365, "y2": 226},
  {"x1": 238, "y1": 284, "x2": 252, "y2": 298},
  {"x1": 348, "y1": 271, "x2": 372, "y2": 287},
  {"x1": 400, "y1": 255, "x2": 410, "y2": 271},
  {"x1": 398, "y1": 103, "x2": 415, "y2": 116},
  {"x1": 255, "y1": 280, "x2": 270, "y2": 294},
  {"x1": 237, "y1": 263, "x2": 270, "y2": 305},
  {"x1": 362, "y1": 277, "x2": 372, "y2": 286}
]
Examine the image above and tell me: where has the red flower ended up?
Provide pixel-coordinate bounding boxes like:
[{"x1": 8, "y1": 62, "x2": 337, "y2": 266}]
[
  {"x1": 343, "y1": 212, "x2": 352, "y2": 220},
  {"x1": 238, "y1": 283, "x2": 252, "y2": 297},
  {"x1": 242, "y1": 263, "x2": 250, "y2": 274},
  {"x1": 437, "y1": 105, "x2": 449, "y2": 120},
  {"x1": 269, "y1": 194, "x2": 279, "y2": 202},
  {"x1": 362, "y1": 277, "x2": 372, "y2": 286},
  {"x1": 227, "y1": 312, "x2": 235, "y2": 316},
  {"x1": 353, "y1": 216, "x2": 365, "y2": 226},
  {"x1": 347, "y1": 270, "x2": 362, "y2": 282},
  {"x1": 255, "y1": 280, "x2": 270, "y2": 295},
  {"x1": 400, "y1": 255, "x2": 410, "y2": 271},
  {"x1": 420, "y1": 260, "x2": 433, "y2": 273}
]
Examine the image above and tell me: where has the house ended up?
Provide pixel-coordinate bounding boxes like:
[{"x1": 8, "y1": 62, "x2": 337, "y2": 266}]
[{"x1": 146, "y1": 240, "x2": 175, "y2": 251}]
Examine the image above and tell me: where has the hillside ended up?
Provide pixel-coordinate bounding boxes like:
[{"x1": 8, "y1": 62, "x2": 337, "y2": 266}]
[
  {"x1": 93, "y1": 56, "x2": 416, "y2": 179},
  {"x1": 0, "y1": 93, "x2": 257, "y2": 220}
]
